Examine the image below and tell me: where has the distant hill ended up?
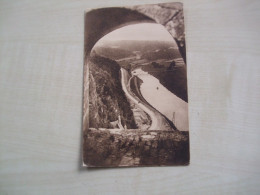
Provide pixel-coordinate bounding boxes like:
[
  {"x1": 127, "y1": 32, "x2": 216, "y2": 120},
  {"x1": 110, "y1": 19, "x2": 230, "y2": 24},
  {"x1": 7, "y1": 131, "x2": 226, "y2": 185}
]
[
  {"x1": 93, "y1": 40, "x2": 182, "y2": 61},
  {"x1": 100, "y1": 40, "x2": 177, "y2": 51},
  {"x1": 93, "y1": 46, "x2": 133, "y2": 60},
  {"x1": 141, "y1": 48, "x2": 181, "y2": 61}
]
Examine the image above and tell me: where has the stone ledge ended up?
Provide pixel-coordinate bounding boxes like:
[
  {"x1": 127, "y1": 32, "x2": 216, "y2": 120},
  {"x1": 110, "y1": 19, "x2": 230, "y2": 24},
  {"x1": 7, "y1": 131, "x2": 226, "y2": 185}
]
[{"x1": 83, "y1": 128, "x2": 189, "y2": 167}]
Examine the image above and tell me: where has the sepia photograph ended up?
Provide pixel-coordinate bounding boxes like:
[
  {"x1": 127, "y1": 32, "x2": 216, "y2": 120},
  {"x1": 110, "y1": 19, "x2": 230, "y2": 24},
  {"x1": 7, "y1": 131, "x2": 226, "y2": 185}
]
[
  {"x1": 1, "y1": 0, "x2": 260, "y2": 193},
  {"x1": 83, "y1": 2, "x2": 189, "y2": 167}
]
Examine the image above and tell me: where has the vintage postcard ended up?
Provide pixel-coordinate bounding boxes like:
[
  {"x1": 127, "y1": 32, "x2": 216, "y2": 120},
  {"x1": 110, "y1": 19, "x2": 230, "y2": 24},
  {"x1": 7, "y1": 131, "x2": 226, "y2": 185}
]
[{"x1": 83, "y1": 2, "x2": 189, "y2": 167}]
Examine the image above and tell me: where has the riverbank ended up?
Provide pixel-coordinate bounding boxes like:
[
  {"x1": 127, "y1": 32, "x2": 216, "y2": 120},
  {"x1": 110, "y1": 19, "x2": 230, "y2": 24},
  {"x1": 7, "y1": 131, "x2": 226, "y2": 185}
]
[
  {"x1": 132, "y1": 68, "x2": 189, "y2": 131},
  {"x1": 121, "y1": 68, "x2": 174, "y2": 130}
]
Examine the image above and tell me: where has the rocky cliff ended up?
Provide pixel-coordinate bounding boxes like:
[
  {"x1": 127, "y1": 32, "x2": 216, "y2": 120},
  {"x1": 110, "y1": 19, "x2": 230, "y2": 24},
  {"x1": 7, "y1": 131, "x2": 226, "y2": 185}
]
[{"x1": 89, "y1": 54, "x2": 137, "y2": 129}]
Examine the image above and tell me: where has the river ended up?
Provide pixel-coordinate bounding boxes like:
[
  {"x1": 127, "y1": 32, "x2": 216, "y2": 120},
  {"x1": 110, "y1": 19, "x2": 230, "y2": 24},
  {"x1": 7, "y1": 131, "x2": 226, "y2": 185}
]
[
  {"x1": 132, "y1": 68, "x2": 189, "y2": 131},
  {"x1": 120, "y1": 68, "x2": 173, "y2": 130}
]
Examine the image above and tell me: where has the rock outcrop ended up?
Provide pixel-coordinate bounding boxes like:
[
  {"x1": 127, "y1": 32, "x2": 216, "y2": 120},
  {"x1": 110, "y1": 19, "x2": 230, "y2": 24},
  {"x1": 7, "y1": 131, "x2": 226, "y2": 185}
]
[{"x1": 88, "y1": 54, "x2": 137, "y2": 129}]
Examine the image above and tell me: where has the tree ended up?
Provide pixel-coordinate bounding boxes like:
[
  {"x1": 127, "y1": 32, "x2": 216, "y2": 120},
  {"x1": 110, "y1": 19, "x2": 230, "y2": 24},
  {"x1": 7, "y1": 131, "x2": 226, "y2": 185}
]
[{"x1": 167, "y1": 61, "x2": 176, "y2": 70}]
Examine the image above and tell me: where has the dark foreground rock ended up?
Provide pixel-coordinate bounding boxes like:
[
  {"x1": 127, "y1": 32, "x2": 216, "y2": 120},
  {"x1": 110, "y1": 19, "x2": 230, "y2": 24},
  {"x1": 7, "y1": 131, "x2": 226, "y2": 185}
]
[
  {"x1": 83, "y1": 128, "x2": 189, "y2": 167},
  {"x1": 89, "y1": 54, "x2": 137, "y2": 129}
]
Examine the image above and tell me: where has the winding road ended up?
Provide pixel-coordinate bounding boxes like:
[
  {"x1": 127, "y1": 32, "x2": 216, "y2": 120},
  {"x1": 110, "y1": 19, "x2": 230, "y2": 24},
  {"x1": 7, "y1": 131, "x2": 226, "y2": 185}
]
[{"x1": 120, "y1": 68, "x2": 173, "y2": 130}]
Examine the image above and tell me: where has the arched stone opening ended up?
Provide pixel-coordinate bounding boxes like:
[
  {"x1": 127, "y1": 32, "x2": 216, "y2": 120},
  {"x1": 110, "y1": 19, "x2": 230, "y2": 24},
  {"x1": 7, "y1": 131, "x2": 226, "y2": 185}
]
[
  {"x1": 84, "y1": 6, "x2": 186, "y2": 62},
  {"x1": 85, "y1": 8, "x2": 154, "y2": 55}
]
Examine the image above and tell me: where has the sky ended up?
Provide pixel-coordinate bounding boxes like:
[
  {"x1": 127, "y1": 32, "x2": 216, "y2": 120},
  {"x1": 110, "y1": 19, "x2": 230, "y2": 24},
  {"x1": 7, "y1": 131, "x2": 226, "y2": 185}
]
[{"x1": 97, "y1": 23, "x2": 176, "y2": 43}]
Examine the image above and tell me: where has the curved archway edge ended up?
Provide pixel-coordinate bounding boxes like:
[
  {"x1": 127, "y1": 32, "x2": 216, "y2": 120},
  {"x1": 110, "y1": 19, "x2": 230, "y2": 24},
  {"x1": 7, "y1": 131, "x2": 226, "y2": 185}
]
[{"x1": 84, "y1": 5, "x2": 186, "y2": 62}]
